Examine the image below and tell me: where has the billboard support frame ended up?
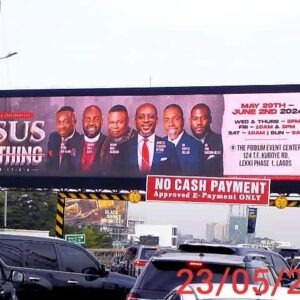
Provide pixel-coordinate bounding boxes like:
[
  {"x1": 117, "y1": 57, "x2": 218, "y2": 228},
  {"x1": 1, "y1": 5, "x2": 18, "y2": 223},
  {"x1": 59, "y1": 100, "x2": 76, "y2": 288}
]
[{"x1": 55, "y1": 191, "x2": 144, "y2": 238}]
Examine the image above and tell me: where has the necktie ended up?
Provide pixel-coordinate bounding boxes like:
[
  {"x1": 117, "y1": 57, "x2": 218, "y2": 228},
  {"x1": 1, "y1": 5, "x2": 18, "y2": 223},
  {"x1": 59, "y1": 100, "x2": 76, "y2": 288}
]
[{"x1": 141, "y1": 138, "x2": 150, "y2": 172}]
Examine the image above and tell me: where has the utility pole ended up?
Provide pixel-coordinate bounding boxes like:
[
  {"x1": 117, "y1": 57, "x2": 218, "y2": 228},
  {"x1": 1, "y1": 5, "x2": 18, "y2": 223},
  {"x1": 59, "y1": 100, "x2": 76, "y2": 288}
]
[
  {"x1": 0, "y1": 1, "x2": 18, "y2": 61},
  {"x1": 1, "y1": 1, "x2": 16, "y2": 227},
  {"x1": 4, "y1": 190, "x2": 7, "y2": 227}
]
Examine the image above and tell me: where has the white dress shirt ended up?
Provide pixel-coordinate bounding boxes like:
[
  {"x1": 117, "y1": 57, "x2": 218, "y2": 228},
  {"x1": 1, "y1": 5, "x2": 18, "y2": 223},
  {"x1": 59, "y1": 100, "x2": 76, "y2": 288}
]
[
  {"x1": 168, "y1": 130, "x2": 184, "y2": 146},
  {"x1": 137, "y1": 133, "x2": 155, "y2": 171}
]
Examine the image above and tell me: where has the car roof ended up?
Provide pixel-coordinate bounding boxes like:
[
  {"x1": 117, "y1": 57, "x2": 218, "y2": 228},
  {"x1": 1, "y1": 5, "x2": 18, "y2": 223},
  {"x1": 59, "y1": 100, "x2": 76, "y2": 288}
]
[
  {"x1": 152, "y1": 252, "x2": 249, "y2": 266},
  {"x1": 127, "y1": 244, "x2": 157, "y2": 249},
  {"x1": 178, "y1": 243, "x2": 278, "y2": 256},
  {"x1": 0, "y1": 233, "x2": 76, "y2": 246}
]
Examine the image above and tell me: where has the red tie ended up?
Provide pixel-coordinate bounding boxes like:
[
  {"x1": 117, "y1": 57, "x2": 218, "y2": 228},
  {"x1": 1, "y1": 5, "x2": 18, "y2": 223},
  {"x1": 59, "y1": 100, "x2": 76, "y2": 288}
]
[{"x1": 141, "y1": 138, "x2": 150, "y2": 172}]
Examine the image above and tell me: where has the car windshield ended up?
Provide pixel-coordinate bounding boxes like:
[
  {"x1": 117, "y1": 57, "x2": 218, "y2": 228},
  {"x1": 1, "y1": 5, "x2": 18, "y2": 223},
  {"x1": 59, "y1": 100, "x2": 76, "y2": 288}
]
[
  {"x1": 138, "y1": 260, "x2": 252, "y2": 292},
  {"x1": 140, "y1": 248, "x2": 157, "y2": 260}
]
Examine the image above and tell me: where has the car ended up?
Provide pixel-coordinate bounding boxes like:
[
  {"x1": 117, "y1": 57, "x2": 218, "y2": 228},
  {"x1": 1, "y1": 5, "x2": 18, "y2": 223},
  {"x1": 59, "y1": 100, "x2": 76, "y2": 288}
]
[
  {"x1": 273, "y1": 247, "x2": 300, "y2": 259},
  {"x1": 285, "y1": 255, "x2": 300, "y2": 269},
  {"x1": 0, "y1": 233, "x2": 136, "y2": 300},
  {"x1": 0, "y1": 258, "x2": 24, "y2": 300},
  {"x1": 178, "y1": 243, "x2": 291, "y2": 278},
  {"x1": 294, "y1": 261, "x2": 300, "y2": 270},
  {"x1": 163, "y1": 283, "x2": 300, "y2": 300},
  {"x1": 126, "y1": 250, "x2": 278, "y2": 300},
  {"x1": 111, "y1": 244, "x2": 157, "y2": 277}
]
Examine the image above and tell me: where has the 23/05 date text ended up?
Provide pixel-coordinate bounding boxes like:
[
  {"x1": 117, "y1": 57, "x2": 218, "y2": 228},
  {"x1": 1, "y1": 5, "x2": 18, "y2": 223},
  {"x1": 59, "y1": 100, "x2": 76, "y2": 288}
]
[{"x1": 176, "y1": 267, "x2": 300, "y2": 296}]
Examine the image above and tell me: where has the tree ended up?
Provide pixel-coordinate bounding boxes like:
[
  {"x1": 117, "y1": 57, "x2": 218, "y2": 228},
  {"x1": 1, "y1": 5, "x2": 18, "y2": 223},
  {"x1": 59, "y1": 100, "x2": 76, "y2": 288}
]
[
  {"x1": 64, "y1": 224, "x2": 113, "y2": 248},
  {"x1": 0, "y1": 190, "x2": 57, "y2": 235},
  {"x1": 0, "y1": 191, "x2": 113, "y2": 248}
]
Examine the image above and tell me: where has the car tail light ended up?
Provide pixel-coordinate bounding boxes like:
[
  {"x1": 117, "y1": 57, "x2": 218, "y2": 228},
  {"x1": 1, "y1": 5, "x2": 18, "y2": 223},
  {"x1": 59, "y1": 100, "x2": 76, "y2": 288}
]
[
  {"x1": 126, "y1": 292, "x2": 140, "y2": 300},
  {"x1": 133, "y1": 259, "x2": 147, "y2": 267},
  {"x1": 187, "y1": 261, "x2": 203, "y2": 268}
]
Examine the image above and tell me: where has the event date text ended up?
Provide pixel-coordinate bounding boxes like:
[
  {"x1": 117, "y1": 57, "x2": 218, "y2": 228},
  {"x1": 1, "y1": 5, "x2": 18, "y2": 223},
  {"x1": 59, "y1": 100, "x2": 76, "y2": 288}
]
[{"x1": 232, "y1": 108, "x2": 300, "y2": 115}]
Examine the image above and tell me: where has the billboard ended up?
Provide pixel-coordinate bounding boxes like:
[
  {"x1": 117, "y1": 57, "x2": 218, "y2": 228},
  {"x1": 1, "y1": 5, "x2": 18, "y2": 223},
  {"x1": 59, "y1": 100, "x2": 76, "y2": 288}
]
[
  {"x1": 247, "y1": 207, "x2": 258, "y2": 234},
  {"x1": 64, "y1": 198, "x2": 126, "y2": 226},
  {"x1": 1, "y1": 85, "x2": 300, "y2": 190}
]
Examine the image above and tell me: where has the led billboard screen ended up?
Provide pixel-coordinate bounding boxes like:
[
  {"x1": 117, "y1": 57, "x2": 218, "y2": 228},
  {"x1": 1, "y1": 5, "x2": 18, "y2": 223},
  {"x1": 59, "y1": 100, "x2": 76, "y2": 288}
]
[
  {"x1": 1, "y1": 85, "x2": 300, "y2": 190},
  {"x1": 64, "y1": 198, "x2": 126, "y2": 226}
]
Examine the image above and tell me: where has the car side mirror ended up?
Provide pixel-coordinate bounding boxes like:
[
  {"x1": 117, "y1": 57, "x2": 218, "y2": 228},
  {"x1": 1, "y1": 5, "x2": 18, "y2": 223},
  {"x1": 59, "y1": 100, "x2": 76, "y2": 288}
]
[
  {"x1": 82, "y1": 267, "x2": 99, "y2": 275},
  {"x1": 11, "y1": 270, "x2": 24, "y2": 283},
  {"x1": 100, "y1": 264, "x2": 109, "y2": 277}
]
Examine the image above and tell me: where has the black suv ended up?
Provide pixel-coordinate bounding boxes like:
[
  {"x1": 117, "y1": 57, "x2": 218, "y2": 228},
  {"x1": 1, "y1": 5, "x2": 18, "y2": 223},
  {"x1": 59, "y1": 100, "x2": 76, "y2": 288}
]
[
  {"x1": 0, "y1": 234, "x2": 135, "y2": 300},
  {"x1": 0, "y1": 258, "x2": 24, "y2": 300},
  {"x1": 127, "y1": 251, "x2": 277, "y2": 300}
]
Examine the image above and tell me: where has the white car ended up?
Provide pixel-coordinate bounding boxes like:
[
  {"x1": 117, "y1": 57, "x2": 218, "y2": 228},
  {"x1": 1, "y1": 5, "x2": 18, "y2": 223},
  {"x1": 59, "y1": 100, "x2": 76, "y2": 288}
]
[{"x1": 163, "y1": 283, "x2": 300, "y2": 300}]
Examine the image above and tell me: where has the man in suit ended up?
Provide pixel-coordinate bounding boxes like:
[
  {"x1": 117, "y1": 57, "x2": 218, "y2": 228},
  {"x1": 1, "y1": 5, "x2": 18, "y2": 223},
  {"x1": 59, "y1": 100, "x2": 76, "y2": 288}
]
[
  {"x1": 80, "y1": 105, "x2": 106, "y2": 173},
  {"x1": 163, "y1": 104, "x2": 204, "y2": 175},
  {"x1": 113, "y1": 103, "x2": 180, "y2": 177},
  {"x1": 46, "y1": 106, "x2": 82, "y2": 173},
  {"x1": 99, "y1": 105, "x2": 136, "y2": 174},
  {"x1": 190, "y1": 103, "x2": 223, "y2": 177}
]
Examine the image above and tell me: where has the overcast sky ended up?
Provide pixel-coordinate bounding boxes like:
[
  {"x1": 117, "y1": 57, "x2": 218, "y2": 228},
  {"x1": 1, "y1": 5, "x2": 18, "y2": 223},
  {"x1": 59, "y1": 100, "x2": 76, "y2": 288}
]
[{"x1": 1, "y1": 0, "x2": 300, "y2": 245}]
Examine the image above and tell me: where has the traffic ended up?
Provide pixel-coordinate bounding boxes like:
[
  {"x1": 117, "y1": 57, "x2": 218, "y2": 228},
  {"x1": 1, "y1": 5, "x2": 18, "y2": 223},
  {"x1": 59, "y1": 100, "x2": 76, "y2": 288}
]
[
  {"x1": 0, "y1": 226, "x2": 300, "y2": 300},
  {"x1": 1, "y1": 231, "x2": 300, "y2": 300}
]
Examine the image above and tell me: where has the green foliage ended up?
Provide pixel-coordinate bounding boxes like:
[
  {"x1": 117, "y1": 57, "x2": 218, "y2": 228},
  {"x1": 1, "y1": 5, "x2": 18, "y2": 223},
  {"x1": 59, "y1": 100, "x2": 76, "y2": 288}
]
[
  {"x1": 0, "y1": 191, "x2": 57, "y2": 235},
  {"x1": 64, "y1": 224, "x2": 113, "y2": 248},
  {"x1": 0, "y1": 191, "x2": 113, "y2": 248}
]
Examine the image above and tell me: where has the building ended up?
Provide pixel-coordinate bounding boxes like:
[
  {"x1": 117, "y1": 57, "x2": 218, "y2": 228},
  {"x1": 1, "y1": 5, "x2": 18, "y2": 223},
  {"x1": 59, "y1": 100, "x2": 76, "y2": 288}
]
[
  {"x1": 178, "y1": 233, "x2": 194, "y2": 245},
  {"x1": 206, "y1": 223, "x2": 227, "y2": 242},
  {"x1": 131, "y1": 224, "x2": 179, "y2": 248},
  {"x1": 228, "y1": 216, "x2": 248, "y2": 244}
]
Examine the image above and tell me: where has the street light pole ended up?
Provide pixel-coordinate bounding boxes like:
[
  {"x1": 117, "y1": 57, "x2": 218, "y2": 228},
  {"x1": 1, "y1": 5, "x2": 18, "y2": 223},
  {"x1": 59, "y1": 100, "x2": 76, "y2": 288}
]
[
  {"x1": 4, "y1": 190, "x2": 7, "y2": 227},
  {"x1": 1, "y1": 1, "x2": 15, "y2": 229},
  {"x1": 0, "y1": 52, "x2": 18, "y2": 60}
]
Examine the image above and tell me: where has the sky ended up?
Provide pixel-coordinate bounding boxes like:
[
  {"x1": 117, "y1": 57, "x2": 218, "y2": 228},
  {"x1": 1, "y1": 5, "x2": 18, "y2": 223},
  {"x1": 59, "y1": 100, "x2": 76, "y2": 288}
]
[{"x1": 1, "y1": 0, "x2": 300, "y2": 245}]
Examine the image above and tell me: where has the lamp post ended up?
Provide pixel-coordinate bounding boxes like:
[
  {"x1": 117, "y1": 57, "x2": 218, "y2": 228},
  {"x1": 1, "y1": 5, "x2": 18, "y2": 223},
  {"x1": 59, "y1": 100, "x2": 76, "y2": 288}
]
[
  {"x1": 0, "y1": 51, "x2": 16, "y2": 228},
  {"x1": 4, "y1": 190, "x2": 7, "y2": 227},
  {"x1": 0, "y1": 52, "x2": 18, "y2": 60}
]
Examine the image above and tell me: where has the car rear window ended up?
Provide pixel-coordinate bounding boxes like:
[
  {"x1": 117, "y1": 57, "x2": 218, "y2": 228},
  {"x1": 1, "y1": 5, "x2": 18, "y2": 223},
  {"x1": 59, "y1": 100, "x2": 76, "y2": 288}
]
[
  {"x1": 278, "y1": 248, "x2": 300, "y2": 258},
  {"x1": 140, "y1": 248, "x2": 157, "y2": 260},
  {"x1": 179, "y1": 244, "x2": 236, "y2": 255},
  {"x1": 138, "y1": 260, "x2": 250, "y2": 292}
]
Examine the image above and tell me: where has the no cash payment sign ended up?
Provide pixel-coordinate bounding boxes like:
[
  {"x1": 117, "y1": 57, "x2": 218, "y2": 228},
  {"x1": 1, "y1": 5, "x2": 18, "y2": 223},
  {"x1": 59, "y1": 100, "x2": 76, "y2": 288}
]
[{"x1": 146, "y1": 176, "x2": 270, "y2": 205}]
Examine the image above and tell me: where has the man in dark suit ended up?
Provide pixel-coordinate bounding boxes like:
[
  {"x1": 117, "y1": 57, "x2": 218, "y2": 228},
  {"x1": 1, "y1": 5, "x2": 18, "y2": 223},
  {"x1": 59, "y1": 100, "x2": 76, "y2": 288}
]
[
  {"x1": 80, "y1": 105, "x2": 106, "y2": 173},
  {"x1": 46, "y1": 106, "x2": 82, "y2": 173},
  {"x1": 190, "y1": 103, "x2": 223, "y2": 177},
  {"x1": 113, "y1": 103, "x2": 180, "y2": 177},
  {"x1": 163, "y1": 104, "x2": 204, "y2": 176},
  {"x1": 99, "y1": 105, "x2": 136, "y2": 174}
]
